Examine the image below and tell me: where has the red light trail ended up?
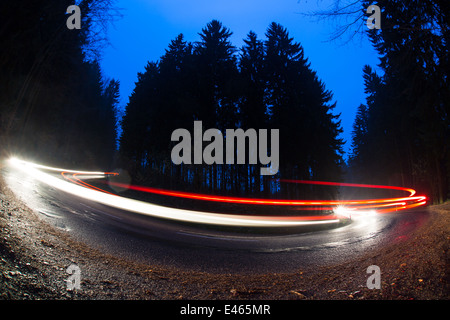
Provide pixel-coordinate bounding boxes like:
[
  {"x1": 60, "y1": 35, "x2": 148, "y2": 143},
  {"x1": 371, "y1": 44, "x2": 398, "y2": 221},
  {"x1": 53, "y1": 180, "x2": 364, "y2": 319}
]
[
  {"x1": 69, "y1": 171, "x2": 427, "y2": 216},
  {"x1": 8, "y1": 158, "x2": 428, "y2": 227}
]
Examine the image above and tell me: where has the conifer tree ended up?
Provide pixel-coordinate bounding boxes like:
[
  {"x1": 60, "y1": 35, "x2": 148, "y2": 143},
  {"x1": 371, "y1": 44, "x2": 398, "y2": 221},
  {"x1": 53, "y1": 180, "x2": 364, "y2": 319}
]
[
  {"x1": 264, "y1": 22, "x2": 344, "y2": 197},
  {"x1": 346, "y1": 0, "x2": 449, "y2": 202},
  {"x1": 0, "y1": 0, "x2": 119, "y2": 168}
]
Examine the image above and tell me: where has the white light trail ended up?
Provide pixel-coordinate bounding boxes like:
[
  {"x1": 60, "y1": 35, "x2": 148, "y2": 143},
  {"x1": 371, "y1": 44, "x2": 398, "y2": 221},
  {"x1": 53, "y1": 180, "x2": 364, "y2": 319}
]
[{"x1": 8, "y1": 158, "x2": 340, "y2": 227}]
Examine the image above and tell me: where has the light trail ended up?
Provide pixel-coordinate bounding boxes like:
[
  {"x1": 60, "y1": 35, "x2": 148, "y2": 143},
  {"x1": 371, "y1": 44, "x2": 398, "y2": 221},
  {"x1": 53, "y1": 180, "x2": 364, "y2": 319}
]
[
  {"x1": 7, "y1": 158, "x2": 339, "y2": 227},
  {"x1": 103, "y1": 181, "x2": 426, "y2": 209},
  {"x1": 62, "y1": 171, "x2": 117, "y2": 195},
  {"x1": 279, "y1": 179, "x2": 417, "y2": 196},
  {"x1": 7, "y1": 158, "x2": 428, "y2": 227}
]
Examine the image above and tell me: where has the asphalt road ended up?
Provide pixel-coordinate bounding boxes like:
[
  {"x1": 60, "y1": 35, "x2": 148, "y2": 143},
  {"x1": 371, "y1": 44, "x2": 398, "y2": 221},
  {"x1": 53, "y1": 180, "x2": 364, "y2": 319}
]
[{"x1": 1, "y1": 165, "x2": 430, "y2": 274}]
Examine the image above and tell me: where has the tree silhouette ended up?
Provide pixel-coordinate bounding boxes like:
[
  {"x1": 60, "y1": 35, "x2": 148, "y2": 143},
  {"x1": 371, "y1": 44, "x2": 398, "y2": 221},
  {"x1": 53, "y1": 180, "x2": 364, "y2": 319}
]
[
  {"x1": 119, "y1": 20, "x2": 345, "y2": 199},
  {"x1": 239, "y1": 31, "x2": 267, "y2": 193},
  {"x1": 347, "y1": 0, "x2": 449, "y2": 202},
  {"x1": 193, "y1": 20, "x2": 240, "y2": 191},
  {"x1": 264, "y1": 22, "x2": 344, "y2": 198},
  {"x1": 0, "y1": 0, "x2": 119, "y2": 169}
]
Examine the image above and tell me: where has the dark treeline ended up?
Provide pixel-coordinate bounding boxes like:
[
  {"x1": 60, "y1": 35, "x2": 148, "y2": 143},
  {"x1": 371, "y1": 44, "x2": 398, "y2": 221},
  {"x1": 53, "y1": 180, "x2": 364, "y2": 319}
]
[
  {"x1": 348, "y1": 0, "x2": 449, "y2": 204},
  {"x1": 0, "y1": 0, "x2": 119, "y2": 170},
  {"x1": 119, "y1": 20, "x2": 345, "y2": 199},
  {"x1": 3, "y1": 1, "x2": 445, "y2": 204}
]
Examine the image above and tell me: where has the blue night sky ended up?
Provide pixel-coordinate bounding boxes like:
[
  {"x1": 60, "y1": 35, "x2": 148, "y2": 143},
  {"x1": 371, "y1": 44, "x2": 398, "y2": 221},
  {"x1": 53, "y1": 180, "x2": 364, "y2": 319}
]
[{"x1": 100, "y1": 0, "x2": 380, "y2": 157}]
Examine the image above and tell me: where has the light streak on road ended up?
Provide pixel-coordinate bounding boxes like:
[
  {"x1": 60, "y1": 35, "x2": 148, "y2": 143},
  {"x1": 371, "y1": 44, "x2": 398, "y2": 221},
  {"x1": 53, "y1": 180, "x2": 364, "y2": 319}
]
[
  {"x1": 7, "y1": 158, "x2": 339, "y2": 227},
  {"x1": 7, "y1": 158, "x2": 427, "y2": 228},
  {"x1": 104, "y1": 181, "x2": 426, "y2": 209},
  {"x1": 279, "y1": 179, "x2": 417, "y2": 196}
]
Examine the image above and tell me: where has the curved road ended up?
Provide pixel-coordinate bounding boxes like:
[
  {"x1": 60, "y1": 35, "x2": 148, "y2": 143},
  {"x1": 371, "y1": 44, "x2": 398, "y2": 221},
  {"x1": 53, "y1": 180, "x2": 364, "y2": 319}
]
[{"x1": 1, "y1": 161, "x2": 430, "y2": 274}]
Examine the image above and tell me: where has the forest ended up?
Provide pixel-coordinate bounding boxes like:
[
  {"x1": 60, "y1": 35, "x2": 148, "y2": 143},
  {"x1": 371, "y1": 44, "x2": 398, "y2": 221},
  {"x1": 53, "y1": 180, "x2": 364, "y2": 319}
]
[
  {"x1": 0, "y1": 0, "x2": 119, "y2": 169},
  {"x1": 0, "y1": 0, "x2": 448, "y2": 204},
  {"x1": 119, "y1": 20, "x2": 345, "y2": 199},
  {"x1": 347, "y1": 0, "x2": 449, "y2": 204}
]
